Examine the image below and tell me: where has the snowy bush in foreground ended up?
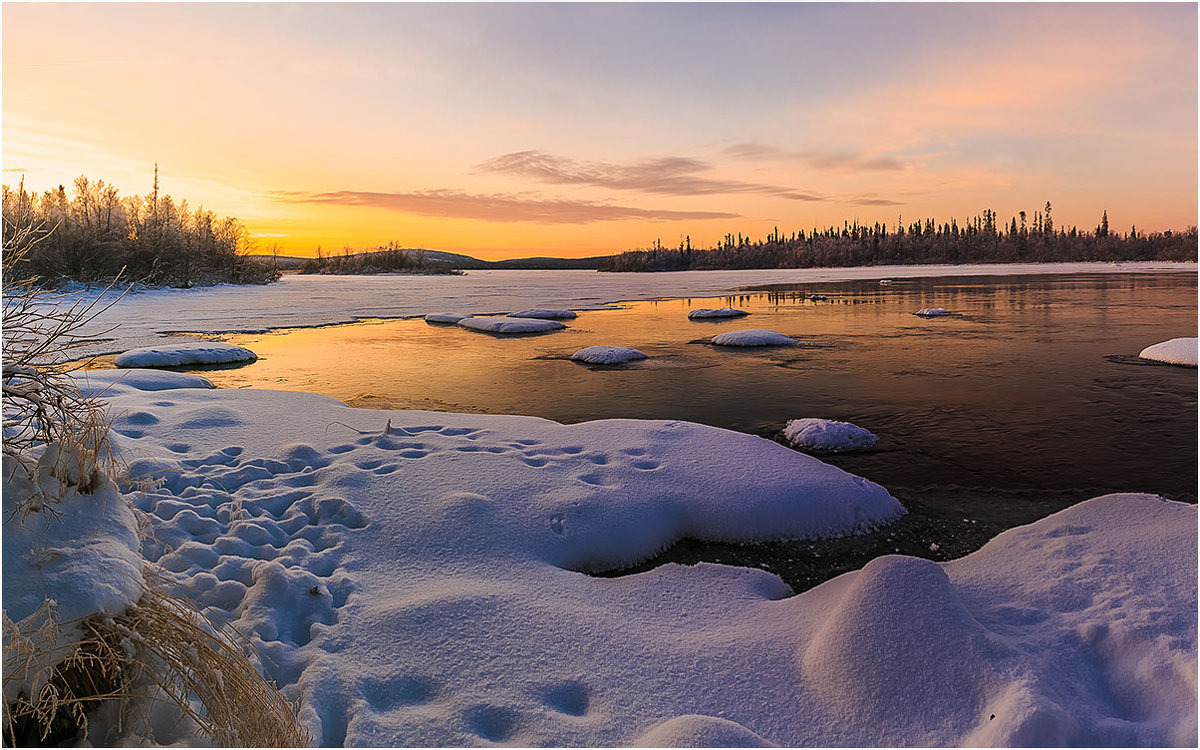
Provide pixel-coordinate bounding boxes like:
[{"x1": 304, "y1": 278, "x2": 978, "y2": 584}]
[
  {"x1": 570, "y1": 346, "x2": 648, "y2": 364},
  {"x1": 784, "y1": 418, "x2": 879, "y2": 452},
  {"x1": 1138, "y1": 337, "x2": 1197, "y2": 367},
  {"x1": 711, "y1": 329, "x2": 796, "y2": 346},
  {"x1": 113, "y1": 341, "x2": 257, "y2": 368}
]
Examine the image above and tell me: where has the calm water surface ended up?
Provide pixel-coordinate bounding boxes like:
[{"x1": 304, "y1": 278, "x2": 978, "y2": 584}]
[{"x1": 112, "y1": 273, "x2": 1196, "y2": 512}]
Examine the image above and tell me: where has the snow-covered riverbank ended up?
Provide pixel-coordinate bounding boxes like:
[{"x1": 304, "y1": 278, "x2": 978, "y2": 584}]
[
  {"x1": 65, "y1": 368, "x2": 1197, "y2": 746},
  {"x1": 66, "y1": 262, "x2": 1194, "y2": 358}
]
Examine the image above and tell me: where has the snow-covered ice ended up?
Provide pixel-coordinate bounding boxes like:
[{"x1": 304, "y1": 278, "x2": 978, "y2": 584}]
[
  {"x1": 914, "y1": 307, "x2": 951, "y2": 317},
  {"x1": 457, "y1": 316, "x2": 567, "y2": 334},
  {"x1": 59, "y1": 369, "x2": 1195, "y2": 746},
  {"x1": 688, "y1": 307, "x2": 749, "y2": 319},
  {"x1": 570, "y1": 346, "x2": 648, "y2": 365},
  {"x1": 424, "y1": 312, "x2": 472, "y2": 324},
  {"x1": 47, "y1": 263, "x2": 1192, "y2": 359},
  {"x1": 711, "y1": 329, "x2": 797, "y2": 347},
  {"x1": 784, "y1": 419, "x2": 879, "y2": 453},
  {"x1": 508, "y1": 308, "x2": 578, "y2": 320},
  {"x1": 1138, "y1": 337, "x2": 1198, "y2": 367},
  {"x1": 113, "y1": 341, "x2": 257, "y2": 368}
]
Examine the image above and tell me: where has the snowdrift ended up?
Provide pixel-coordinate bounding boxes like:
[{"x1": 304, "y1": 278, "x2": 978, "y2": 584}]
[
  {"x1": 64, "y1": 370, "x2": 1199, "y2": 747},
  {"x1": 784, "y1": 418, "x2": 878, "y2": 452},
  {"x1": 1138, "y1": 337, "x2": 1198, "y2": 367},
  {"x1": 113, "y1": 341, "x2": 257, "y2": 368},
  {"x1": 570, "y1": 346, "x2": 648, "y2": 364}
]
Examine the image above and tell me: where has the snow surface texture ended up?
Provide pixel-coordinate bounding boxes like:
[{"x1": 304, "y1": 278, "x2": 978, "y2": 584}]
[
  {"x1": 687, "y1": 307, "x2": 749, "y2": 319},
  {"x1": 71, "y1": 369, "x2": 1196, "y2": 747},
  {"x1": 507, "y1": 309, "x2": 578, "y2": 320},
  {"x1": 914, "y1": 307, "x2": 951, "y2": 317},
  {"x1": 570, "y1": 346, "x2": 648, "y2": 365},
  {"x1": 113, "y1": 341, "x2": 257, "y2": 368},
  {"x1": 457, "y1": 316, "x2": 566, "y2": 334},
  {"x1": 49, "y1": 264, "x2": 1191, "y2": 360},
  {"x1": 1138, "y1": 337, "x2": 1198, "y2": 367},
  {"x1": 784, "y1": 419, "x2": 879, "y2": 453},
  {"x1": 424, "y1": 312, "x2": 472, "y2": 324},
  {"x1": 711, "y1": 329, "x2": 797, "y2": 347}
]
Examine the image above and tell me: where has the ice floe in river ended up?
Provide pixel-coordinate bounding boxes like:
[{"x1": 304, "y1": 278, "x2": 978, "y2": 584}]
[
  {"x1": 49, "y1": 368, "x2": 1194, "y2": 747},
  {"x1": 424, "y1": 312, "x2": 472, "y2": 324},
  {"x1": 688, "y1": 307, "x2": 749, "y2": 319},
  {"x1": 508, "y1": 308, "x2": 578, "y2": 320},
  {"x1": 711, "y1": 329, "x2": 796, "y2": 346},
  {"x1": 458, "y1": 316, "x2": 566, "y2": 334},
  {"x1": 570, "y1": 345, "x2": 648, "y2": 364},
  {"x1": 1138, "y1": 337, "x2": 1198, "y2": 367},
  {"x1": 913, "y1": 307, "x2": 951, "y2": 317},
  {"x1": 784, "y1": 418, "x2": 879, "y2": 453},
  {"x1": 113, "y1": 341, "x2": 257, "y2": 368}
]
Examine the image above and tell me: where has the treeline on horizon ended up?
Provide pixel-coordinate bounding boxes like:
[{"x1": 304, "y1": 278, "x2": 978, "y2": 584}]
[
  {"x1": 298, "y1": 243, "x2": 463, "y2": 275},
  {"x1": 598, "y1": 204, "x2": 1198, "y2": 272},
  {"x1": 1, "y1": 172, "x2": 278, "y2": 287}
]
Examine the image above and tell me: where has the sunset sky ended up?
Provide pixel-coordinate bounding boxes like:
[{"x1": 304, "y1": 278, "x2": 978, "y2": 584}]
[{"x1": 4, "y1": 2, "x2": 1196, "y2": 260}]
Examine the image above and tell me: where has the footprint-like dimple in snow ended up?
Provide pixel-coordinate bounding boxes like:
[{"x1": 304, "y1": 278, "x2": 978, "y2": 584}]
[
  {"x1": 557, "y1": 446, "x2": 584, "y2": 455},
  {"x1": 522, "y1": 457, "x2": 549, "y2": 468},
  {"x1": 398, "y1": 450, "x2": 428, "y2": 459},
  {"x1": 577, "y1": 473, "x2": 605, "y2": 486},
  {"x1": 549, "y1": 514, "x2": 565, "y2": 536},
  {"x1": 373, "y1": 464, "x2": 399, "y2": 475},
  {"x1": 438, "y1": 426, "x2": 474, "y2": 437},
  {"x1": 328, "y1": 444, "x2": 356, "y2": 454},
  {"x1": 585, "y1": 453, "x2": 608, "y2": 465},
  {"x1": 356, "y1": 459, "x2": 384, "y2": 470},
  {"x1": 463, "y1": 705, "x2": 519, "y2": 743},
  {"x1": 633, "y1": 460, "x2": 662, "y2": 471},
  {"x1": 152, "y1": 401, "x2": 175, "y2": 407},
  {"x1": 115, "y1": 429, "x2": 146, "y2": 439},
  {"x1": 514, "y1": 439, "x2": 540, "y2": 446},
  {"x1": 360, "y1": 674, "x2": 438, "y2": 712},
  {"x1": 621, "y1": 447, "x2": 647, "y2": 456},
  {"x1": 221, "y1": 446, "x2": 243, "y2": 456},
  {"x1": 122, "y1": 411, "x2": 160, "y2": 426},
  {"x1": 165, "y1": 442, "x2": 191, "y2": 453},
  {"x1": 540, "y1": 681, "x2": 589, "y2": 716}
]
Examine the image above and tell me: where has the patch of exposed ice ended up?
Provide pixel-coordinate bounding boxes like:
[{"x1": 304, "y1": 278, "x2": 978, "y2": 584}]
[
  {"x1": 114, "y1": 341, "x2": 257, "y2": 368},
  {"x1": 1138, "y1": 337, "x2": 1198, "y2": 367},
  {"x1": 711, "y1": 329, "x2": 796, "y2": 346},
  {"x1": 424, "y1": 312, "x2": 472, "y2": 324},
  {"x1": 508, "y1": 308, "x2": 578, "y2": 320},
  {"x1": 914, "y1": 308, "x2": 951, "y2": 317},
  {"x1": 784, "y1": 418, "x2": 879, "y2": 453},
  {"x1": 458, "y1": 316, "x2": 567, "y2": 334},
  {"x1": 570, "y1": 346, "x2": 649, "y2": 365},
  {"x1": 688, "y1": 307, "x2": 749, "y2": 319}
]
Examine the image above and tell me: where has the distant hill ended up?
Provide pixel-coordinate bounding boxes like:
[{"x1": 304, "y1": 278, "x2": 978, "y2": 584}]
[{"x1": 253, "y1": 250, "x2": 613, "y2": 272}]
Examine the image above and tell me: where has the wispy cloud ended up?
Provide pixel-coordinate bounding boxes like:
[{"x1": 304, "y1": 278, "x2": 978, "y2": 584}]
[
  {"x1": 850, "y1": 196, "x2": 905, "y2": 206},
  {"x1": 477, "y1": 150, "x2": 824, "y2": 201},
  {"x1": 723, "y1": 143, "x2": 905, "y2": 171},
  {"x1": 276, "y1": 189, "x2": 740, "y2": 224}
]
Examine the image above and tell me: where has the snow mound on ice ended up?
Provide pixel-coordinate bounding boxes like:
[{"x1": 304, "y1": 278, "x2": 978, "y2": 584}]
[
  {"x1": 424, "y1": 312, "x2": 472, "y2": 324},
  {"x1": 784, "y1": 419, "x2": 878, "y2": 453},
  {"x1": 570, "y1": 346, "x2": 648, "y2": 364},
  {"x1": 114, "y1": 341, "x2": 257, "y2": 368},
  {"x1": 508, "y1": 308, "x2": 578, "y2": 320},
  {"x1": 711, "y1": 329, "x2": 796, "y2": 347},
  {"x1": 1138, "y1": 337, "x2": 1198, "y2": 367},
  {"x1": 458, "y1": 316, "x2": 566, "y2": 334},
  {"x1": 914, "y1": 307, "x2": 950, "y2": 317},
  {"x1": 688, "y1": 307, "x2": 749, "y2": 319},
  {"x1": 636, "y1": 715, "x2": 777, "y2": 747}
]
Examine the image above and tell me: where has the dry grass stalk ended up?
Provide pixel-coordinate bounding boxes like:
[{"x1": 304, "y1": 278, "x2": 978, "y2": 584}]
[{"x1": 3, "y1": 572, "x2": 311, "y2": 747}]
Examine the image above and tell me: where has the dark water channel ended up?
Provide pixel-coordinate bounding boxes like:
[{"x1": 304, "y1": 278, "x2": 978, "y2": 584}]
[{"x1": 100, "y1": 272, "x2": 1198, "y2": 589}]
